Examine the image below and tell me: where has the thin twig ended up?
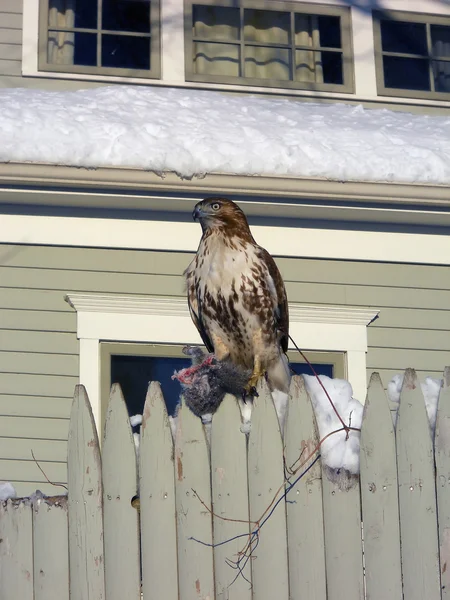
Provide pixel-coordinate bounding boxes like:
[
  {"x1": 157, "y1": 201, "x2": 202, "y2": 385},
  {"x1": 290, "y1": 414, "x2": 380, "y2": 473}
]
[
  {"x1": 192, "y1": 487, "x2": 258, "y2": 527},
  {"x1": 289, "y1": 334, "x2": 350, "y2": 435},
  {"x1": 31, "y1": 449, "x2": 68, "y2": 491}
]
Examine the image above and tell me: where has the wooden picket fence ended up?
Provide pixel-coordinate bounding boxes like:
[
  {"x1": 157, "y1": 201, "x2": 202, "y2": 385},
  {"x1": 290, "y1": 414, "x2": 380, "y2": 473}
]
[{"x1": 1, "y1": 368, "x2": 450, "y2": 600}]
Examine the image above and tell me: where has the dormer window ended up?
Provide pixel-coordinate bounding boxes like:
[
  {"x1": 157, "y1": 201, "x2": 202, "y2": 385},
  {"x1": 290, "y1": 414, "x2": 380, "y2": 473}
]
[
  {"x1": 185, "y1": 1, "x2": 354, "y2": 93},
  {"x1": 38, "y1": 0, "x2": 161, "y2": 78},
  {"x1": 374, "y1": 11, "x2": 450, "y2": 100}
]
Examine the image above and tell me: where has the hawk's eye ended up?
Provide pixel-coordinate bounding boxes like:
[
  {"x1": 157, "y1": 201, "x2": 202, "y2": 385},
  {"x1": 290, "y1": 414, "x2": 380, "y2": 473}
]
[{"x1": 211, "y1": 202, "x2": 221, "y2": 211}]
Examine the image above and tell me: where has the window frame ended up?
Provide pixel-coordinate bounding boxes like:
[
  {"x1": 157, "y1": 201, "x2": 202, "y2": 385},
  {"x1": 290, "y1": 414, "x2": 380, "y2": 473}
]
[
  {"x1": 66, "y1": 292, "x2": 377, "y2": 433},
  {"x1": 373, "y1": 9, "x2": 450, "y2": 101},
  {"x1": 37, "y1": 0, "x2": 161, "y2": 79},
  {"x1": 100, "y1": 341, "x2": 345, "y2": 427},
  {"x1": 184, "y1": 0, "x2": 355, "y2": 93}
]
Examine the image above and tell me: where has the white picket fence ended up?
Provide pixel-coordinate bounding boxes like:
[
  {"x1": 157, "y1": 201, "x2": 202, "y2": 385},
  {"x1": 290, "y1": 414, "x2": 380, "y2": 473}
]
[{"x1": 1, "y1": 368, "x2": 450, "y2": 600}]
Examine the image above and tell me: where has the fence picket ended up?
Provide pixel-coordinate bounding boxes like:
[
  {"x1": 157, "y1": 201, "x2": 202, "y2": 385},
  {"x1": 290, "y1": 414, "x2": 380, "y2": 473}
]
[
  {"x1": 360, "y1": 373, "x2": 402, "y2": 600},
  {"x1": 0, "y1": 500, "x2": 33, "y2": 600},
  {"x1": 140, "y1": 382, "x2": 179, "y2": 600},
  {"x1": 435, "y1": 366, "x2": 450, "y2": 598},
  {"x1": 102, "y1": 384, "x2": 140, "y2": 600},
  {"x1": 247, "y1": 379, "x2": 289, "y2": 600},
  {"x1": 397, "y1": 368, "x2": 441, "y2": 600},
  {"x1": 33, "y1": 497, "x2": 69, "y2": 600},
  {"x1": 67, "y1": 384, "x2": 105, "y2": 600},
  {"x1": 211, "y1": 394, "x2": 252, "y2": 599},
  {"x1": 5, "y1": 367, "x2": 450, "y2": 600},
  {"x1": 285, "y1": 375, "x2": 326, "y2": 600},
  {"x1": 175, "y1": 399, "x2": 215, "y2": 600},
  {"x1": 321, "y1": 424, "x2": 364, "y2": 598}
]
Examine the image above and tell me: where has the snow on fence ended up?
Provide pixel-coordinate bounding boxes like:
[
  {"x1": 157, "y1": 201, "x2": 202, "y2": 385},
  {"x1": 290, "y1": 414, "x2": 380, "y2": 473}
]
[{"x1": 1, "y1": 368, "x2": 450, "y2": 600}]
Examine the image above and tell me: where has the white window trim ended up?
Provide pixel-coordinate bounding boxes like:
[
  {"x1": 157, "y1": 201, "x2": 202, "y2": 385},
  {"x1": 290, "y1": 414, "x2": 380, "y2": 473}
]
[
  {"x1": 21, "y1": 0, "x2": 450, "y2": 109},
  {"x1": 66, "y1": 292, "x2": 379, "y2": 430}
]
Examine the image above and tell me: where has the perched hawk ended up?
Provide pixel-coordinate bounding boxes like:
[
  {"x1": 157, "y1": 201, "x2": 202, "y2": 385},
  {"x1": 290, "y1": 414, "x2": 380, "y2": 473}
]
[{"x1": 184, "y1": 197, "x2": 291, "y2": 430}]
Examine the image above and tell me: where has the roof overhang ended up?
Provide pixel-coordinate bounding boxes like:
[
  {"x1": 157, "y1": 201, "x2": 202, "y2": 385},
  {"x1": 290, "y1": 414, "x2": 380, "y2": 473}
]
[{"x1": 0, "y1": 162, "x2": 449, "y2": 228}]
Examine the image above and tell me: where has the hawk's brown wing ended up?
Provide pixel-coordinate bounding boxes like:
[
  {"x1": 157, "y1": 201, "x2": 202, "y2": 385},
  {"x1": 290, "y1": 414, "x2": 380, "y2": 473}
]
[
  {"x1": 258, "y1": 247, "x2": 289, "y2": 353},
  {"x1": 186, "y1": 280, "x2": 214, "y2": 353}
]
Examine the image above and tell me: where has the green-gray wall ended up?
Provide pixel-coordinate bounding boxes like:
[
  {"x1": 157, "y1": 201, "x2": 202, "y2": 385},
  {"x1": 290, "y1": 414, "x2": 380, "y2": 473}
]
[{"x1": 0, "y1": 242, "x2": 449, "y2": 496}]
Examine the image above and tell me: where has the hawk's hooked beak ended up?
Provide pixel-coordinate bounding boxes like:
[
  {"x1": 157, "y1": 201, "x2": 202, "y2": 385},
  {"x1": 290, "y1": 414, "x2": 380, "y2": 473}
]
[{"x1": 192, "y1": 204, "x2": 203, "y2": 221}]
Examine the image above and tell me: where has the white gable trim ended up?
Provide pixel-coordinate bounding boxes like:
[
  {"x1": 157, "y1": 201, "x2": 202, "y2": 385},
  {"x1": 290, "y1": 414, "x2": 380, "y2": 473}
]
[
  {"x1": 66, "y1": 293, "x2": 378, "y2": 429},
  {"x1": 1, "y1": 214, "x2": 449, "y2": 265}
]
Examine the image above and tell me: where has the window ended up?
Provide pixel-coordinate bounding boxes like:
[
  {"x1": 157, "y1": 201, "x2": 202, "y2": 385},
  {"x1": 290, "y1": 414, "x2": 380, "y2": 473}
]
[
  {"x1": 185, "y1": 1, "x2": 354, "y2": 92},
  {"x1": 101, "y1": 343, "x2": 342, "y2": 420},
  {"x1": 374, "y1": 11, "x2": 450, "y2": 100},
  {"x1": 38, "y1": 0, "x2": 160, "y2": 78},
  {"x1": 66, "y1": 292, "x2": 376, "y2": 432}
]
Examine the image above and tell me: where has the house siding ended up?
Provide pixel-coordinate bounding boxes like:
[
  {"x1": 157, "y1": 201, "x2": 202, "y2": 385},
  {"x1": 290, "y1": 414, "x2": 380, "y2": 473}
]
[
  {"x1": 0, "y1": 0, "x2": 22, "y2": 81},
  {"x1": 0, "y1": 242, "x2": 449, "y2": 495}
]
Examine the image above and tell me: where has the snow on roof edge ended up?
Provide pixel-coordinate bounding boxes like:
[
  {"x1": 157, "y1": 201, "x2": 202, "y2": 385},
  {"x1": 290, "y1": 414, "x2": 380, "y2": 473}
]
[{"x1": 0, "y1": 86, "x2": 449, "y2": 186}]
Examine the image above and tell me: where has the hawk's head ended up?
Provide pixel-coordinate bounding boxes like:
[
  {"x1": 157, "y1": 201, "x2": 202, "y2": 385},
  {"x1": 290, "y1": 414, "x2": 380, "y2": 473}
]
[{"x1": 192, "y1": 197, "x2": 253, "y2": 239}]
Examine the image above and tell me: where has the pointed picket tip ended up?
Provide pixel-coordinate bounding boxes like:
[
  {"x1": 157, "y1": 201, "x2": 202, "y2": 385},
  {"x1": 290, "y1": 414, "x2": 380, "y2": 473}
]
[
  {"x1": 174, "y1": 393, "x2": 214, "y2": 600},
  {"x1": 361, "y1": 372, "x2": 395, "y2": 445},
  {"x1": 211, "y1": 394, "x2": 252, "y2": 598},
  {"x1": 103, "y1": 383, "x2": 135, "y2": 442},
  {"x1": 435, "y1": 367, "x2": 450, "y2": 597},
  {"x1": 402, "y1": 367, "x2": 419, "y2": 391},
  {"x1": 250, "y1": 377, "x2": 282, "y2": 438},
  {"x1": 68, "y1": 384, "x2": 101, "y2": 471},
  {"x1": 285, "y1": 375, "x2": 326, "y2": 600},
  {"x1": 285, "y1": 375, "x2": 320, "y2": 471},
  {"x1": 396, "y1": 368, "x2": 441, "y2": 600},
  {"x1": 69, "y1": 384, "x2": 100, "y2": 449},
  {"x1": 102, "y1": 383, "x2": 140, "y2": 600},
  {"x1": 360, "y1": 372, "x2": 402, "y2": 600},
  {"x1": 141, "y1": 381, "x2": 172, "y2": 432},
  {"x1": 248, "y1": 378, "x2": 289, "y2": 600},
  {"x1": 67, "y1": 385, "x2": 105, "y2": 600},
  {"x1": 140, "y1": 381, "x2": 179, "y2": 600}
]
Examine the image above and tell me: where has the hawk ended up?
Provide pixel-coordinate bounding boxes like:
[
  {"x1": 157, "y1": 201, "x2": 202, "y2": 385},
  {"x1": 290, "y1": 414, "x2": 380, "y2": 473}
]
[{"x1": 184, "y1": 197, "x2": 291, "y2": 430}]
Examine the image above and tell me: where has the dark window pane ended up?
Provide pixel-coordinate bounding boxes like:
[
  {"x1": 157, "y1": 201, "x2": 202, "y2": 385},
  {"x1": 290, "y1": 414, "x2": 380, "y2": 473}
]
[
  {"x1": 74, "y1": 32, "x2": 97, "y2": 65},
  {"x1": 111, "y1": 355, "x2": 191, "y2": 416},
  {"x1": 317, "y1": 15, "x2": 341, "y2": 49},
  {"x1": 244, "y1": 9, "x2": 290, "y2": 45},
  {"x1": 383, "y1": 55, "x2": 430, "y2": 90},
  {"x1": 433, "y1": 60, "x2": 450, "y2": 92},
  {"x1": 75, "y1": 0, "x2": 98, "y2": 29},
  {"x1": 48, "y1": 30, "x2": 97, "y2": 66},
  {"x1": 245, "y1": 46, "x2": 291, "y2": 80},
  {"x1": 193, "y1": 42, "x2": 240, "y2": 76},
  {"x1": 193, "y1": 5, "x2": 239, "y2": 40},
  {"x1": 291, "y1": 362, "x2": 334, "y2": 378},
  {"x1": 431, "y1": 25, "x2": 450, "y2": 58},
  {"x1": 102, "y1": 0, "x2": 151, "y2": 33},
  {"x1": 322, "y1": 50, "x2": 343, "y2": 84},
  {"x1": 296, "y1": 14, "x2": 341, "y2": 49},
  {"x1": 380, "y1": 20, "x2": 427, "y2": 55},
  {"x1": 102, "y1": 34, "x2": 150, "y2": 69},
  {"x1": 295, "y1": 49, "x2": 342, "y2": 84}
]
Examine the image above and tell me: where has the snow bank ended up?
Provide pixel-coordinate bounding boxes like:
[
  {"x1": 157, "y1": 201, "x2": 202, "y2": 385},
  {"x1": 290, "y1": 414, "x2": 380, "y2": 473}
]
[
  {"x1": 387, "y1": 373, "x2": 442, "y2": 433},
  {"x1": 1, "y1": 86, "x2": 450, "y2": 184},
  {"x1": 0, "y1": 481, "x2": 17, "y2": 501},
  {"x1": 303, "y1": 374, "x2": 363, "y2": 476}
]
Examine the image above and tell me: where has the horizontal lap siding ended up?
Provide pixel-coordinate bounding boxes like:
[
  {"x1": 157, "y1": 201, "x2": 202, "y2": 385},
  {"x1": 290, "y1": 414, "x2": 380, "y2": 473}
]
[
  {"x1": 0, "y1": 243, "x2": 449, "y2": 495},
  {"x1": 0, "y1": 0, "x2": 22, "y2": 80}
]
